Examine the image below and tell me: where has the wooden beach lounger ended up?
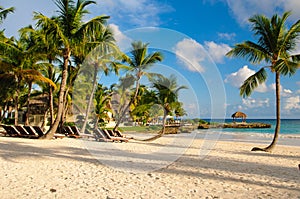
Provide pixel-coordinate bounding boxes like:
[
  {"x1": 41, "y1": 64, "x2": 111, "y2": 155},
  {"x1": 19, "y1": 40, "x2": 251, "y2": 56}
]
[
  {"x1": 107, "y1": 129, "x2": 133, "y2": 139},
  {"x1": 63, "y1": 126, "x2": 81, "y2": 138},
  {"x1": 1, "y1": 125, "x2": 21, "y2": 137},
  {"x1": 70, "y1": 126, "x2": 95, "y2": 139},
  {"x1": 32, "y1": 126, "x2": 65, "y2": 139},
  {"x1": 15, "y1": 126, "x2": 39, "y2": 138},
  {"x1": 94, "y1": 128, "x2": 113, "y2": 142},
  {"x1": 102, "y1": 129, "x2": 128, "y2": 142}
]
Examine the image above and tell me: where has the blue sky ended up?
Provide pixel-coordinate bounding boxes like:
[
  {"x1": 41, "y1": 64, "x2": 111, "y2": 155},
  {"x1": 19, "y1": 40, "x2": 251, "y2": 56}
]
[{"x1": 1, "y1": 0, "x2": 300, "y2": 119}]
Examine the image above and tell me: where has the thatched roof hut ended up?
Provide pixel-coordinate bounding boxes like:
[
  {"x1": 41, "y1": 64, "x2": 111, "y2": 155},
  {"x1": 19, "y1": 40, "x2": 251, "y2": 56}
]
[{"x1": 231, "y1": 111, "x2": 247, "y2": 122}]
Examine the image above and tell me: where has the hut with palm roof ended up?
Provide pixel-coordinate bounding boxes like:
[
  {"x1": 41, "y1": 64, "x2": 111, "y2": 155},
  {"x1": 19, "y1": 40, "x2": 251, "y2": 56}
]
[{"x1": 231, "y1": 111, "x2": 247, "y2": 122}]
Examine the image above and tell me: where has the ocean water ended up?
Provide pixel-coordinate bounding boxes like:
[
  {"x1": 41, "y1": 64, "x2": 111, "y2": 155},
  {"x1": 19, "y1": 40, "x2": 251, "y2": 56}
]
[
  {"x1": 202, "y1": 119, "x2": 300, "y2": 135},
  {"x1": 198, "y1": 119, "x2": 300, "y2": 147}
]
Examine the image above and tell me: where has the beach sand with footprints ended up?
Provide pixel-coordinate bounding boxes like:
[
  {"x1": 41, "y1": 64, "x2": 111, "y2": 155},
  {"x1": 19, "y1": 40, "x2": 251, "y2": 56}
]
[{"x1": 0, "y1": 134, "x2": 299, "y2": 199}]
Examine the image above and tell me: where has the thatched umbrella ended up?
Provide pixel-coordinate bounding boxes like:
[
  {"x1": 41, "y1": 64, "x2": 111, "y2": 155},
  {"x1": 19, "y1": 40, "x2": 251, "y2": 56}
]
[{"x1": 231, "y1": 111, "x2": 247, "y2": 122}]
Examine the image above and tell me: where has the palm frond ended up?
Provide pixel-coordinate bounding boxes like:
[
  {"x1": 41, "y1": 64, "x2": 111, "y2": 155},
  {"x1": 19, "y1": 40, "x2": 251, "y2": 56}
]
[
  {"x1": 274, "y1": 58, "x2": 298, "y2": 76},
  {"x1": 226, "y1": 41, "x2": 270, "y2": 63},
  {"x1": 279, "y1": 18, "x2": 300, "y2": 53},
  {"x1": 240, "y1": 67, "x2": 267, "y2": 97},
  {"x1": 0, "y1": 6, "x2": 14, "y2": 23}
]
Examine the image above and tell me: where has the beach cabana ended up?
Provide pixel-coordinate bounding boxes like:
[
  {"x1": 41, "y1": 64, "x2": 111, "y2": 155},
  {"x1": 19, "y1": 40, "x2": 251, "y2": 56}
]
[{"x1": 231, "y1": 111, "x2": 247, "y2": 122}]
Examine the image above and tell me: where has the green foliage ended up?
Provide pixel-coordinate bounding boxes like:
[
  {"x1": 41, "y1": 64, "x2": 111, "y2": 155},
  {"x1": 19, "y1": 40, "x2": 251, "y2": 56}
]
[{"x1": 227, "y1": 11, "x2": 300, "y2": 98}]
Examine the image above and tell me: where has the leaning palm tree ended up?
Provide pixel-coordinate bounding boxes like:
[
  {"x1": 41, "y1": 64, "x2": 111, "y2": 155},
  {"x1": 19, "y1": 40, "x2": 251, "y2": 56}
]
[
  {"x1": 226, "y1": 11, "x2": 300, "y2": 152},
  {"x1": 136, "y1": 74, "x2": 187, "y2": 141},
  {"x1": 34, "y1": 0, "x2": 109, "y2": 139},
  {"x1": 113, "y1": 41, "x2": 163, "y2": 131},
  {"x1": 78, "y1": 26, "x2": 120, "y2": 134}
]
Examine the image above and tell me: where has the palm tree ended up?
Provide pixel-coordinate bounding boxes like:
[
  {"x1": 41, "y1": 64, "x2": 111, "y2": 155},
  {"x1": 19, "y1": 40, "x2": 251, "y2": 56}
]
[
  {"x1": 226, "y1": 11, "x2": 300, "y2": 152},
  {"x1": 0, "y1": 35, "x2": 55, "y2": 125},
  {"x1": 22, "y1": 26, "x2": 61, "y2": 126},
  {"x1": 34, "y1": 0, "x2": 109, "y2": 139},
  {"x1": 113, "y1": 41, "x2": 163, "y2": 131},
  {"x1": 19, "y1": 27, "x2": 58, "y2": 125},
  {"x1": 137, "y1": 74, "x2": 187, "y2": 141},
  {"x1": 79, "y1": 26, "x2": 120, "y2": 134},
  {"x1": 94, "y1": 84, "x2": 115, "y2": 128},
  {"x1": 0, "y1": 6, "x2": 14, "y2": 24}
]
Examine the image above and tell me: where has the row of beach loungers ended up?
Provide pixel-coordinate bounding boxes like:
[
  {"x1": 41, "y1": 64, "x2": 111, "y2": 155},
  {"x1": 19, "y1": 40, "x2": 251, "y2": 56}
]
[
  {"x1": 63, "y1": 126, "x2": 130, "y2": 142},
  {"x1": 0, "y1": 125, "x2": 65, "y2": 139},
  {"x1": 1, "y1": 125, "x2": 130, "y2": 142}
]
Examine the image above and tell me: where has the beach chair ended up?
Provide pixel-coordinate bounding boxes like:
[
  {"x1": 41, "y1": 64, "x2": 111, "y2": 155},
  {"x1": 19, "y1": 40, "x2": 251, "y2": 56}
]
[
  {"x1": 63, "y1": 126, "x2": 81, "y2": 138},
  {"x1": 101, "y1": 129, "x2": 128, "y2": 143},
  {"x1": 24, "y1": 126, "x2": 40, "y2": 137},
  {"x1": 106, "y1": 129, "x2": 117, "y2": 137},
  {"x1": 70, "y1": 126, "x2": 95, "y2": 139},
  {"x1": 93, "y1": 128, "x2": 113, "y2": 142},
  {"x1": 32, "y1": 126, "x2": 46, "y2": 137},
  {"x1": 114, "y1": 129, "x2": 132, "y2": 139},
  {"x1": 1, "y1": 125, "x2": 20, "y2": 137},
  {"x1": 33, "y1": 126, "x2": 65, "y2": 139},
  {"x1": 15, "y1": 126, "x2": 39, "y2": 138}
]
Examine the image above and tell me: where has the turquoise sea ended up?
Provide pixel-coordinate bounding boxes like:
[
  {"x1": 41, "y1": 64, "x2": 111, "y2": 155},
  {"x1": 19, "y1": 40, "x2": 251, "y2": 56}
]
[
  {"x1": 202, "y1": 119, "x2": 300, "y2": 135},
  {"x1": 196, "y1": 119, "x2": 300, "y2": 147}
]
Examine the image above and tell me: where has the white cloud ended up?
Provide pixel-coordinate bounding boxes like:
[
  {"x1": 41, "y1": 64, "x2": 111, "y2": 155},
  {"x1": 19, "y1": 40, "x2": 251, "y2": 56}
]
[
  {"x1": 285, "y1": 89, "x2": 293, "y2": 93},
  {"x1": 242, "y1": 97, "x2": 270, "y2": 109},
  {"x1": 283, "y1": 95, "x2": 300, "y2": 111},
  {"x1": 174, "y1": 38, "x2": 207, "y2": 73},
  {"x1": 224, "y1": 65, "x2": 268, "y2": 92},
  {"x1": 95, "y1": 0, "x2": 173, "y2": 27},
  {"x1": 269, "y1": 83, "x2": 293, "y2": 96},
  {"x1": 218, "y1": 32, "x2": 236, "y2": 40},
  {"x1": 109, "y1": 24, "x2": 132, "y2": 50},
  {"x1": 204, "y1": 41, "x2": 231, "y2": 63},
  {"x1": 226, "y1": 0, "x2": 300, "y2": 26}
]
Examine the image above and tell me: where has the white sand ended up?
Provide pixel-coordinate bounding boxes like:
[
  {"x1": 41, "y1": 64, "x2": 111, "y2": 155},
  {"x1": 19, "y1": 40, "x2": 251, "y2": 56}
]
[{"x1": 0, "y1": 134, "x2": 299, "y2": 199}]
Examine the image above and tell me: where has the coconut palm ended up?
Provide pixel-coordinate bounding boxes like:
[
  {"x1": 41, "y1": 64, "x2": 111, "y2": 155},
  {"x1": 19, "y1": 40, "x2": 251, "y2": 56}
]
[
  {"x1": 113, "y1": 41, "x2": 163, "y2": 131},
  {"x1": 0, "y1": 6, "x2": 14, "y2": 24},
  {"x1": 226, "y1": 11, "x2": 300, "y2": 152},
  {"x1": 19, "y1": 27, "x2": 58, "y2": 125},
  {"x1": 34, "y1": 0, "x2": 109, "y2": 139},
  {"x1": 137, "y1": 74, "x2": 187, "y2": 141},
  {"x1": 0, "y1": 34, "x2": 55, "y2": 125},
  {"x1": 94, "y1": 84, "x2": 115, "y2": 128},
  {"x1": 78, "y1": 26, "x2": 120, "y2": 134},
  {"x1": 20, "y1": 25, "x2": 61, "y2": 126}
]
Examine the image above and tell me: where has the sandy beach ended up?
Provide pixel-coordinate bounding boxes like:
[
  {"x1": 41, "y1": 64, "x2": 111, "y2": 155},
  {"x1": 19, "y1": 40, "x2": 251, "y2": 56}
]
[{"x1": 0, "y1": 132, "x2": 299, "y2": 199}]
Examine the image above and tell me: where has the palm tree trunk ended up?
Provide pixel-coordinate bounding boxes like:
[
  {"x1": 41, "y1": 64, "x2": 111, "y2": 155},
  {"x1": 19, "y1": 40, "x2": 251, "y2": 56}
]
[
  {"x1": 81, "y1": 66, "x2": 98, "y2": 134},
  {"x1": 42, "y1": 50, "x2": 70, "y2": 139},
  {"x1": 14, "y1": 79, "x2": 21, "y2": 126},
  {"x1": 134, "y1": 108, "x2": 167, "y2": 142},
  {"x1": 25, "y1": 81, "x2": 33, "y2": 126},
  {"x1": 113, "y1": 77, "x2": 141, "y2": 131},
  {"x1": 252, "y1": 72, "x2": 280, "y2": 152},
  {"x1": 49, "y1": 86, "x2": 54, "y2": 125},
  {"x1": 41, "y1": 108, "x2": 49, "y2": 129}
]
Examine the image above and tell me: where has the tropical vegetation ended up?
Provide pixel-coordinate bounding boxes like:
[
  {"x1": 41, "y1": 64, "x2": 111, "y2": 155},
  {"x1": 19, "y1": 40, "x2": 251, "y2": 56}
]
[
  {"x1": 226, "y1": 11, "x2": 300, "y2": 152},
  {"x1": 0, "y1": 1, "x2": 185, "y2": 140}
]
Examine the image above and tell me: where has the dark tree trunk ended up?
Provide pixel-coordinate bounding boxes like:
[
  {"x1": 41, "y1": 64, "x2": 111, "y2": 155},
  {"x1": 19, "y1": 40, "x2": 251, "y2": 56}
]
[
  {"x1": 24, "y1": 81, "x2": 33, "y2": 126},
  {"x1": 14, "y1": 80, "x2": 21, "y2": 126},
  {"x1": 49, "y1": 86, "x2": 54, "y2": 125},
  {"x1": 252, "y1": 72, "x2": 280, "y2": 152},
  {"x1": 42, "y1": 50, "x2": 70, "y2": 139}
]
